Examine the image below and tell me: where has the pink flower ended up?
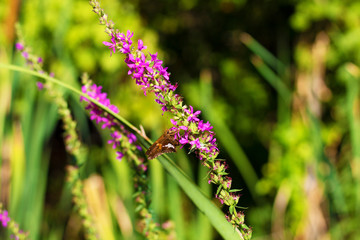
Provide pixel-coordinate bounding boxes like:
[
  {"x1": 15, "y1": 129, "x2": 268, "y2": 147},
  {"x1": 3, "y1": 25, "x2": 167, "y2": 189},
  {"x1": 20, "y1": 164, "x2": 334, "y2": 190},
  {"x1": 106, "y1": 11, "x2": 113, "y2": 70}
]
[
  {"x1": 185, "y1": 106, "x2": 201, "y2": 122},
  {"x1": 103, "y1": 34, "x2": 117, "y2": 55},
  {"x1": 0, "y1": 210, "x2": 10, "y2": 227}
]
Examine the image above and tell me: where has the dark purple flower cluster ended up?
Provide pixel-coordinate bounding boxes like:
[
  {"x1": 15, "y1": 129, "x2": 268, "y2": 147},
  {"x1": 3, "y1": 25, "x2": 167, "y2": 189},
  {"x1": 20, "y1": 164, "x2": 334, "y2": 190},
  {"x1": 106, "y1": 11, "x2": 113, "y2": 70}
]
[
  {"x1": 80, "y1": 83, "x2": 141, "y2": 161},
  {"x1": 104, "y1": 32, "x2": 179, "y2": 113},
  {"x1": 80, "y1": 84, "x2": 119, "y2": 126}
]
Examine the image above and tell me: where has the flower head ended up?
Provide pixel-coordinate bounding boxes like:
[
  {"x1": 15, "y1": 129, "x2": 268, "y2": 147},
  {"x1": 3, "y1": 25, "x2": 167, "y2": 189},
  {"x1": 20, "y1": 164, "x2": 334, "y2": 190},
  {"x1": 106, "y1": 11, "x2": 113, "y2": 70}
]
[
  {"x1": 116, "y1": 151, "x2": 124, "y2": 161},
  {"x1": 108, "y1": 131, "x2": 122, "y2": 149},
  {"x1": 184, "y1": 106, "x2": 201, "y2": 122},
  {"x1": 15, "y1": 42, "x2": 24, "y2": 51},
  {"x1": 36, "y1": 82, "x2": 44, "y2": 90},
  {"x1": 0, "y1": 210, "x2": 10, "y2": 227}
]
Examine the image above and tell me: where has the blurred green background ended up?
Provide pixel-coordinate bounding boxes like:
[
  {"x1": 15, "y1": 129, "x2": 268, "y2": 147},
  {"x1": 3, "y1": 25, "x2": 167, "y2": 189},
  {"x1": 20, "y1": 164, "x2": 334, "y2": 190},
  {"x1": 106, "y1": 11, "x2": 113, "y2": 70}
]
[{"x1": 1, "y1": 0, "x2": 360, "y2": 239}]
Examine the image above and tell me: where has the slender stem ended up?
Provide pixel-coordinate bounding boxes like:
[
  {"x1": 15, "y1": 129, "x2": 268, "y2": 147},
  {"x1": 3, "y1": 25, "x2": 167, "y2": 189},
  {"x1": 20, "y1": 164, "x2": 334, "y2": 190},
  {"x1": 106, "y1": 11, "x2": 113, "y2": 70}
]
[{"x1": 0, "y1": 63, "x2": 151, "y2": 143}]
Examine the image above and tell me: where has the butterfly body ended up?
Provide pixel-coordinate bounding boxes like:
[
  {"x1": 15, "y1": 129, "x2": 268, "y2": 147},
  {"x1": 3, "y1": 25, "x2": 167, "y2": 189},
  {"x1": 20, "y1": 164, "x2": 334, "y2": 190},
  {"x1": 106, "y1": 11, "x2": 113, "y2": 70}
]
[{"x1": 146, "y1": 129, "x2": 179, "y2": 160}]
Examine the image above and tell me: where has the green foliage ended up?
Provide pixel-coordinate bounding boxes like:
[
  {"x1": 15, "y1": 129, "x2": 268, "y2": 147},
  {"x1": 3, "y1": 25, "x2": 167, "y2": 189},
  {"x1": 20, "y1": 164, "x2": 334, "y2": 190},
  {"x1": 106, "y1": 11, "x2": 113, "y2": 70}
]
[{"x1": 2, "y1": 0, "x2": 360, "y2": 239}]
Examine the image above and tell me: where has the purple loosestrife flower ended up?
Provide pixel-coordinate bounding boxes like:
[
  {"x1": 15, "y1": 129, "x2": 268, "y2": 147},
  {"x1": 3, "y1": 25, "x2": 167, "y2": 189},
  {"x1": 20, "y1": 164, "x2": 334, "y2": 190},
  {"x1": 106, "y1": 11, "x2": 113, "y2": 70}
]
[
  {"x1": 80, "y1": 83, "x2": 119, "y2": 129},
  {"x1": 185, "y1": 105, "x2": 201, "y2": 122},
  {"x1": 36, "y1": 81, "x2": 44, "y2": 90},
  {"x1": 189, "y1": 138, "x2": 202, "y2": 149},
  {"x1": 90, "y1": 0, "x2": 251, "y2": 237},
  {"x1": 14, "y1": 41, "x2": 55, "y2": 91},
  {"x1": 0, "y1": 208, "x2": 28, "y2": 239},
  {"x1": 108, "y1": 131, "x2": 122, "y2": 148},
  {"x1": 179, "y1": 135, "x2": 189, "y2": 145},
  {"x1": 137, "y1": 39, "x2": 147, "y2": 51},
  {"x1": 0, "y1": 210, "x2": 10, "y2": 227},
  {"x1": 127, "y1": 133, "x2": 137, "y2": 144},
  {"x1": 198, "y1": 120, "x2": 213, "y2": 132},
  {"x1": 80, "y1": 80, "x2": 144, "y2": 166},
  {"x1": 15, "y1": 43, "x2": 24, "y2": 51},
  {"x1": 103, "y1": 34, "x2": 117, "y2": 55},
  {"x1": 81, "y1": 84, "x2": 116, "y2": 124},
  {"x1": 80, "y1": 75, "x2": 162, "y2": 237},
  {"x1": 116, "y1": 151, "x2": 124, "y2": 161}
]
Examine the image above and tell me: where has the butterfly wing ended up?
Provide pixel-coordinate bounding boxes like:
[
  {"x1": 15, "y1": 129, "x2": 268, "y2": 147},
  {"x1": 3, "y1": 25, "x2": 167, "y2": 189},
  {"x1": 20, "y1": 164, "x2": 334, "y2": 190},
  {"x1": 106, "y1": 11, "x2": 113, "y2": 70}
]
[{"x1": 146, "y1": 129, "x2": 179, "y2": 159}]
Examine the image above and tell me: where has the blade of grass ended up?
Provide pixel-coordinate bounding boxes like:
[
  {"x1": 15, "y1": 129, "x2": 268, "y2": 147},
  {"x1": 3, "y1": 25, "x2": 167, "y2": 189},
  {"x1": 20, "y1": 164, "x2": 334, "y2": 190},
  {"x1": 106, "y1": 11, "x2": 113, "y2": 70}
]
[
  {"x1": 199, "y1": 71, "x2": 259, "y2": 200},
  {"x1": 251, "y1": 56, "x2": 292, "y2": 103},
  {"x1": 243, "y1": 34, "x2": 292, "y2": 125},
  {"x1": 158, "y1": 155, "x2": 243, "y2": 240},
  {"x1": 341, "y1": 63, "x2": 360, "y2": 213},
  {"x1": 308, "y1": 109, "x2": 348, "y2": 215},
  {"x1": 194, "y1": 162, "x2": 213, "y2": 240},
  {"x1": 13, "y1": 98, "x2": 57, "y2": 239},
  {"x1": 6, "y1": 63, "x2": 59, "y2": 239},
  {"x1": 167, "y1": 176, "x2": 186, "y2": 240},
  {"x1": 22, "y1": 102, "x2": 58, "y2": 239},
  {"x1": 150, "y1": 157, "x2": 166, "y2": 216},
  {"x1": 240, "y1": 33, "x2": 286, "y2": 74}
]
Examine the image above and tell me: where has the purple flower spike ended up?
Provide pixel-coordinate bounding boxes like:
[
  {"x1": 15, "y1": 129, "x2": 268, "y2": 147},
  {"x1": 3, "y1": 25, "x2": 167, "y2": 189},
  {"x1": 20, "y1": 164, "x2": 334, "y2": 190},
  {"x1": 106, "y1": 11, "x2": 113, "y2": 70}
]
[{"x1": 88, "y1": 1, "x2": 252, "y2": 234}]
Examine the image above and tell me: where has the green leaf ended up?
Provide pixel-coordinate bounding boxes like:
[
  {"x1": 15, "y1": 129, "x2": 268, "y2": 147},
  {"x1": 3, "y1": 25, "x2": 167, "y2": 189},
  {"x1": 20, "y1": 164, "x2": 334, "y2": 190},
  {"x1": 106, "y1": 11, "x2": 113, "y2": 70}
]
[{"x1": 158, "y1": 155, "x2": 243, "y2": 240}]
